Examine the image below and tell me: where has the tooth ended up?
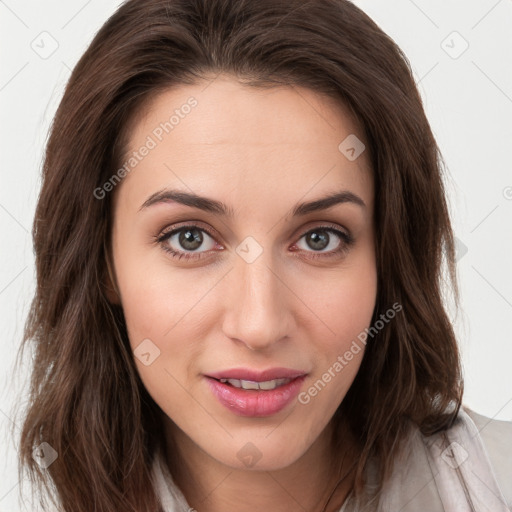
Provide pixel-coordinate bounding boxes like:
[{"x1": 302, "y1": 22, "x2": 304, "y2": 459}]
[
  {"x1": 258, "y1": 380, "x2": 277, "y2": 390},
  {"x1": 218, "y1": 377, "x2": 293, "y2": 390},
  {"x1": 240, "y1": 380, "x2": 260, "y2": 390}
]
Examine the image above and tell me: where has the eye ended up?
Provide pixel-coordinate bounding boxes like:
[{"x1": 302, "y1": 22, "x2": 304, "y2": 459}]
[
  {"x1": 293, "y1": 225, "x2": 354, "y2": 259},
  {"x1": 156, "y1": 224, "x2": 220, "y2": 261},
  {"x1": 155, "y1": 222, "x2": 354, "y2": 262}
]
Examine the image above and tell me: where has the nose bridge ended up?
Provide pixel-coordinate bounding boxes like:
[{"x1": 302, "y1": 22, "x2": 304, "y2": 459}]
[{"x1": 222, "y1": 244, "x2": 291, "y2": 350}]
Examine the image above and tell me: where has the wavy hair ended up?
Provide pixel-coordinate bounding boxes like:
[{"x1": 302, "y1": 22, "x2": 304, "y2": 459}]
[{"x1": 13, "y1": 0, "x2": 463, "y2": 510}]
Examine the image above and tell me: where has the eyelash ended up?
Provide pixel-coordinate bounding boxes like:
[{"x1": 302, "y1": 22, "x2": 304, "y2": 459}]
[{"x1": 154, "y1": 222, "x2": 354, "y2": 262}]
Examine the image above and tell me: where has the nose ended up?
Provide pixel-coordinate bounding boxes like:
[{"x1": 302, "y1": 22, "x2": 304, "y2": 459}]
[{"x1": 221, "y1": 249, "x2": 294, "y2": 351}]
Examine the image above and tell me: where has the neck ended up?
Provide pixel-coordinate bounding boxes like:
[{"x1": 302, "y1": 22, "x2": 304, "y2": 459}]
[{"x1": 162, "y1": 417, "x2": 358, "y2": 512}]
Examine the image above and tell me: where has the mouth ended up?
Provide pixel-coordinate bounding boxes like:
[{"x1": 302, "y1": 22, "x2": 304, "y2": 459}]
[
  {"x1": 205, "y1": 366, "x2": 307, "y2": 382},
  {"x1": 213, "y1": 376, "x2": 294, "y2": 391},
  {"x1": 204, "y1": 372, "x2": 308, "y2": 417}
]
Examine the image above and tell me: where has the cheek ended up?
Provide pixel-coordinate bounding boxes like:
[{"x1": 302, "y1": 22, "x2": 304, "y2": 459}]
[
  {"x1": 117, "y1": 265, "x2": 207, "y2": 419},
  {"x1": 324, "y1": 269, "x2": 377, "y2": 342},
  {"x1": 310, "y1": 246, "x2": 377, "y2": 347},
  {"x1": 114, "y1": 250, "x2": 222, "y2": 402},
  {"x1": 297, "y1": 281, "x2": 376, "y2": 413},
  {"x1": 303, "y1": 255, "x2": 377, "y2": 397},
  {"x1": 114, "y1": 240, "x2": 208, "y2": 344},
  {"x1": 119, "y1": 277, "x2": 204, "y2": 387}
]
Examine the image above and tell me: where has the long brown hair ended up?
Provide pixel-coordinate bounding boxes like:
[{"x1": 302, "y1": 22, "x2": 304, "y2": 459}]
[{"x1": 13, "y1": 0, "x2": 463, "y2": 510}]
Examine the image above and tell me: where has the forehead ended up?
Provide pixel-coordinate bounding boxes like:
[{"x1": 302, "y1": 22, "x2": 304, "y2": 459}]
[
  {"x1": 115, "y1": 74, "x2": 373, "y2": 213},
  {"x1": 128, "y1": 74, "x2": 368, "y2": 149}
]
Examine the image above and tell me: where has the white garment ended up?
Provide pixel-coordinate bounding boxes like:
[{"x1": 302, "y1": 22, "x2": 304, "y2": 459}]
[{"x1": 151, "y1": 406, "x2": 512, "y2": 511}]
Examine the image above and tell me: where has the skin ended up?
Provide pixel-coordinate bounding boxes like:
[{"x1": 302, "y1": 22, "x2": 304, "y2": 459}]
[{"x1": 107, "y1": 73, "x2": 377, "y2": 512}]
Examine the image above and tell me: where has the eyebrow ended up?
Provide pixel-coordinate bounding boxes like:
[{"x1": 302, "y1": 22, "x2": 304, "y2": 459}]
[{"x1": 139, "y1": 188, "x2": 366, "y2": 217}]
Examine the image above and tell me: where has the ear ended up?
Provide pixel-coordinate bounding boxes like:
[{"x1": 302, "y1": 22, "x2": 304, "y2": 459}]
[{"x1": 102, "y1": 240, "x2": 121, "y2": 305}]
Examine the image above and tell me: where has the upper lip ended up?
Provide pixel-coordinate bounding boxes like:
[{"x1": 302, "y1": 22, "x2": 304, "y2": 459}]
[{"x1": 206, "y1": 367, "x2": 308, "y2": 382}]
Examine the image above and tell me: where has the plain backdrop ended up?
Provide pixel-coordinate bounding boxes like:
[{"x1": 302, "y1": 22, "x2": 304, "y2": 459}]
[{"x1": 1, "y1": 0, "x2": 511, "y2": 510}]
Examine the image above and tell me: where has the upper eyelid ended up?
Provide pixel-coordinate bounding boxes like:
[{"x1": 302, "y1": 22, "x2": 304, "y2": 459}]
[{"x1": 158, "y1": 221, "x2": 218, "y2": 240}]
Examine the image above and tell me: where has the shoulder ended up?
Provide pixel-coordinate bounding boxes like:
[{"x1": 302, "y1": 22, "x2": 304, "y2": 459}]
[
  {"x1": 370, "y1": 404, "x2": 512, "y2": 512},
  {"x1": 463, "y1": 405, "x2": 512, "y2": 506}
]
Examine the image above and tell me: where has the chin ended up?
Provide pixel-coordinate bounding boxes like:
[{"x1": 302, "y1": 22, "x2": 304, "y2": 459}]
[{"x1": 201, "y1": 430, "x2": 316, "y2": 472}]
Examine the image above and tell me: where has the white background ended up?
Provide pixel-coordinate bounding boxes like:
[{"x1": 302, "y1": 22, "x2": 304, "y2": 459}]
[{"x1": 1, "y1": 0, "x2": 511, "y2": 510}]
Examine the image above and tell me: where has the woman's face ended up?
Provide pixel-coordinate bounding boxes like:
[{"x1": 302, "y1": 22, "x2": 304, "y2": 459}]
[{"x1": 109, "y1": 74, "x2": 377, "y2": 471}]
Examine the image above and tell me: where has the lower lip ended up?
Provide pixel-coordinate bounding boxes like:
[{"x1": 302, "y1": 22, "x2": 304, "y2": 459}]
[{"x1": 205, "y1": 376, "x2": 307, "y2": 417}]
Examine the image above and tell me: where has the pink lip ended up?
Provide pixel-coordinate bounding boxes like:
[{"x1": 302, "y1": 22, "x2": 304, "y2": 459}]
[
  {"x1": 206, "y1": 367, "x2": 307, "y2": 382},
  {"x1": 205, "y1": 374, "x2": 307, "y2": 417}
]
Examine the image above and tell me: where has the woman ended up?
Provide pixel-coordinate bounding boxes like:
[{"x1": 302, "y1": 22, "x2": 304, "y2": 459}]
[{"x1": 13, "y1": 0, "x2": 512, "y2": 511}]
